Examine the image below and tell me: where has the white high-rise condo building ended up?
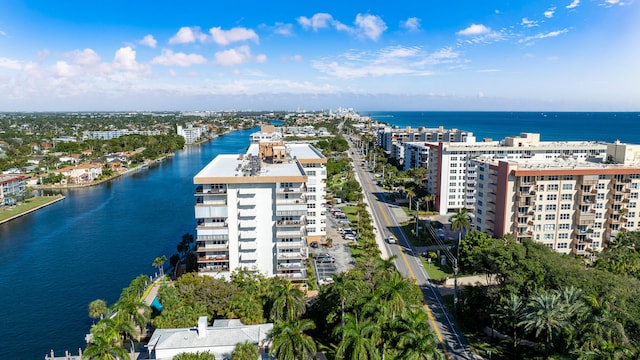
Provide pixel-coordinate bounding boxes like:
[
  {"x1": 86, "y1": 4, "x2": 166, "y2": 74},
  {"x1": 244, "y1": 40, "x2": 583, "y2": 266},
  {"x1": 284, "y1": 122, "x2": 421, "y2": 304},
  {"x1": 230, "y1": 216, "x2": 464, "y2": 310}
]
[{"x1": 193, "y1": 141, "x2": 326, "y2": 282}]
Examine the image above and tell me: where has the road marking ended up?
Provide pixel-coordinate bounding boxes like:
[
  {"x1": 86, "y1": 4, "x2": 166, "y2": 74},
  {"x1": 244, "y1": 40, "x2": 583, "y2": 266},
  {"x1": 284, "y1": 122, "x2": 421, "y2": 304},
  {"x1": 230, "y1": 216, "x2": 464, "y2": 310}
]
[{"x1": 358, "y1": 166, "x2": 452, "y2": 360}]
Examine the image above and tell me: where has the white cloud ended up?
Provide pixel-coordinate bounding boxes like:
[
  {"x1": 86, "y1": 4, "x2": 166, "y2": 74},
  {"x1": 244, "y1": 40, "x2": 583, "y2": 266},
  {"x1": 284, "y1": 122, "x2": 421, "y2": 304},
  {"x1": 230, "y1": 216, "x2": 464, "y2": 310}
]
[
  {"x1": 140, "y1": 34, "x2": 157, "y2": 48},
  {"x1": 457, "y1": 24, "x2": 491, "y2": 36},
  {"x1": 255, "y1": 54, "x2": 267, "y2": 63},
  {"x1": 603, "y1": 0, "x2": 625, "y2": 6},
  {"x1": 518, "y1": 28, "x2": 570, "y2": 44},
  {"x1": 0, "y1": 30, "x2": 6, "y2": 37},
  {"x1": 68, "y1": 48, "x2": 101, "y2": 66},
  {"x1": 113, "y1": 47, "x2": 149, "y2": 73},
  {"x1": 566, "y1": 0, "x2": 580, "y2": 9},
  {"x1": 209, "y1": 27, "x2": 258, "y2": 46},
  {"x1": 401, "y1": 17, "x2": 421, "y2": 32},
  {"x1": 521, "y1": 18, "x2": 539, "y2": 27},
  {"x1": 169, "y1": 26, "x2": 207, "y2": 44},
  {"x1": 151, "y1": 49, "x2": 207, "y2": 67},
  {"x1": 297, "y1": 13, "x2": 334, "y2": 30},
  {"x1": 311, "y1": 45, "x2": 460, "y2": 79},
  {"x1": 544, "y1": 7, "x2": 557, "y2": 18},
  {"x1": 354, "y1": 14, "x2": 387, "y2": 41},
  {"x1": 214, "y1": 45, "x2": 252, "y2": 66},
  {"x1": 0, "y1": 57, "x2": 23, "y2": 70},
  {"x1": 50, "y1": 61, "x2": 76, "y2": 78},
  {"x1": 273, "y1": 23, "x2": 293, "y2": 36}
]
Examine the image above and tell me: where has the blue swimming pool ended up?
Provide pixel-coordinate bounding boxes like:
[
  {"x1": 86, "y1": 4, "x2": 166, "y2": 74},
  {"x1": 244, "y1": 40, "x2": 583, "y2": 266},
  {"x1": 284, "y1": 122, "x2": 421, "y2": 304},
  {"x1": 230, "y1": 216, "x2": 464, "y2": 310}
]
[{"x1": 150, "y1": 297, "x2": 163, "y2": 311}]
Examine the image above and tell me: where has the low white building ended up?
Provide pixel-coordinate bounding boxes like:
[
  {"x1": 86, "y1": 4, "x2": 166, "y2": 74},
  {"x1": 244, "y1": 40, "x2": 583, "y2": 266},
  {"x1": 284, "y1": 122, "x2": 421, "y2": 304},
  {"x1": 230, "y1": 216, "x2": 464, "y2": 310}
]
[{"x1": 147, "y1": 317, "x2": 272, "y2": 360}]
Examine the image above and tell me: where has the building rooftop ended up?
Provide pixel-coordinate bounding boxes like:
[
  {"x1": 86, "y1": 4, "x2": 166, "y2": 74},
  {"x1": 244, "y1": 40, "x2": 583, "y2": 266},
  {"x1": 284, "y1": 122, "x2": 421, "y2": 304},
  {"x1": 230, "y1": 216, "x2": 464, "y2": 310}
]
[{"x1": 194, "y1": 152, "x2": 307, "y2": 184}]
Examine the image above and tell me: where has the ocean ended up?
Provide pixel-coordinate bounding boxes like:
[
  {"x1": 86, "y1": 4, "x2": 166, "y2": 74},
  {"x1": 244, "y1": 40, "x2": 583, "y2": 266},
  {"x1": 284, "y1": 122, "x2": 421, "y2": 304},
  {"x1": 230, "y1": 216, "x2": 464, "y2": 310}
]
[{"x1": 364, "y1": 111, "x2": 640, "y2": 144}]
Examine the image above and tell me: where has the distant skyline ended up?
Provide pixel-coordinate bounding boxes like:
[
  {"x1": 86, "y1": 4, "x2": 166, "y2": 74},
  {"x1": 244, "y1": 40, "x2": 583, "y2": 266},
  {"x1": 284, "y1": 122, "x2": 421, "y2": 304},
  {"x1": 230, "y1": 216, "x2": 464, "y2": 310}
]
[{"x1": 0, "y1": 1, "x2": 638, "y2": 112}]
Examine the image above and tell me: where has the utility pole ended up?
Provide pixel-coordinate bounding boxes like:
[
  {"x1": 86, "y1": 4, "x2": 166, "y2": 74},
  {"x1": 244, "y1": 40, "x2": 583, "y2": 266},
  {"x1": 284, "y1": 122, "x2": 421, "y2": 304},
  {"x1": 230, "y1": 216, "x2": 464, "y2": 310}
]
[
  {"x1": 414, "y1": 198, "x2": 421, "y2": 235},
  {"x1": 453, "y1": 232, "x2": 461, "y2": 311}
]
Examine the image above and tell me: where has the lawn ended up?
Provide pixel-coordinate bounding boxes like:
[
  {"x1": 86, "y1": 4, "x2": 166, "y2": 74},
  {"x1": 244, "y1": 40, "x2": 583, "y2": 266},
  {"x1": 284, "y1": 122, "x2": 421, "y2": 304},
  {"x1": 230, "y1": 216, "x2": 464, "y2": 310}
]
[
  {"x1": 421, "y1": 257, "x2": 452, "y2": 281},
  {"x1": 0, "y1": 196, "x2": 64, "y2": 222}
]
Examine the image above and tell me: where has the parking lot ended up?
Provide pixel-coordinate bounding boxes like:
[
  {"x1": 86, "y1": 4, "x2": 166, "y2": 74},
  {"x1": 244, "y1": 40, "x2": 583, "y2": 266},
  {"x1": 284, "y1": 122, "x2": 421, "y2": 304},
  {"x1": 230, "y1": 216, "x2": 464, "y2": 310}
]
[{"x1": 310, "y1": 204, "x2": 356, "y2": 285}]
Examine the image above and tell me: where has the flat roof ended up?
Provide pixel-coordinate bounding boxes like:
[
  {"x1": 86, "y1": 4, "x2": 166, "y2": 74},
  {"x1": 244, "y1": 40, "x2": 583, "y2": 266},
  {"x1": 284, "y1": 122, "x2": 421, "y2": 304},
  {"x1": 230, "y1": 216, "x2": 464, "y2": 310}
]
[{"x1": 194, "y1": 154, "x2": 307, "y2": 184}]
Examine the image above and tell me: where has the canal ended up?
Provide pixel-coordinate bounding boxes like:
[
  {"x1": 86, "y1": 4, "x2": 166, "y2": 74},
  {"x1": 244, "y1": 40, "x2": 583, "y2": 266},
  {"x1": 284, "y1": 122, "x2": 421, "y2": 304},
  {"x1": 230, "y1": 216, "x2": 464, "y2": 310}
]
[{"x1": 0, "y1": 127, "x2": 258, "y2": 359}]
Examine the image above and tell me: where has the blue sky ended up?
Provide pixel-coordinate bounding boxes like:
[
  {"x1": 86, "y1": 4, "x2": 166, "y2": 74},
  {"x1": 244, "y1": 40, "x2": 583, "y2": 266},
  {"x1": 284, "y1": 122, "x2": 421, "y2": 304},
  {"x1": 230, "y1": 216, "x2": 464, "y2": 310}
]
[{"x1": 0, "y1": 0, "x2": 638, "y2": 111}]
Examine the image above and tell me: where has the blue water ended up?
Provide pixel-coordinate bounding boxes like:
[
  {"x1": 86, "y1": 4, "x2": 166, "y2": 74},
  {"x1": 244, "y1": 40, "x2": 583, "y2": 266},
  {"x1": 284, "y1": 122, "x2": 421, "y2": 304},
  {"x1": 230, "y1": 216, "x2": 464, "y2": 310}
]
[
  {"x1": 150, "y1": 297, "x2": 163, "y2": 312},
  {"x1": 365, "y1": 111, "x2": 640, "y2": 144},
  {"x1": 0, "y1": 127, "x2": 259, "y2": 359}
]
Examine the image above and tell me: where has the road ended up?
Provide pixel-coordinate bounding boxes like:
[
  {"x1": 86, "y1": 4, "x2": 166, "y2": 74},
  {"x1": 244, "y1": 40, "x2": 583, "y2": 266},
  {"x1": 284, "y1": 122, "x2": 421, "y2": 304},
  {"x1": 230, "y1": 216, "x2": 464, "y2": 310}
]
[{"x1": 347, "y1": 139, "x2": 476, "y2": 360}]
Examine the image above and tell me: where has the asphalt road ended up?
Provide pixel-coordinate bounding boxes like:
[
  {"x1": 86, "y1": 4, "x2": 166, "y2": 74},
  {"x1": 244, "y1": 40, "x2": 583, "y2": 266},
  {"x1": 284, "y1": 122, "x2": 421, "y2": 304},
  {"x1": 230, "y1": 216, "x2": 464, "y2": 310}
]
[{"x1": 348, "y1": 139, "x2": 476, "y2": 360}]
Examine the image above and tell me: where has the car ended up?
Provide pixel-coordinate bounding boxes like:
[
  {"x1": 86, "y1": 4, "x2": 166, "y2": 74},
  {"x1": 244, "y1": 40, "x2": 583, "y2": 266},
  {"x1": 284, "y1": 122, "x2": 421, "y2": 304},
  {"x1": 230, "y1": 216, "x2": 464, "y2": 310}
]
[
  {"x1": 314, "y1": 253, "x2": 332, "y2": 258},
  {"x1": 386, "y1": 235, "x2": 397, "y2": 244},
  {"x1": 317, "y1": 256, "x2": 335, "y2": 264},
  {"x1": 309, "y1": 241, "x2": 319, "y2": 248},
  {"x1": 344, "y1": 233, "x2": 356, "y2": 241},
  {"x1": 318, "y1": 277, "x2": 334, "y2": 285}
]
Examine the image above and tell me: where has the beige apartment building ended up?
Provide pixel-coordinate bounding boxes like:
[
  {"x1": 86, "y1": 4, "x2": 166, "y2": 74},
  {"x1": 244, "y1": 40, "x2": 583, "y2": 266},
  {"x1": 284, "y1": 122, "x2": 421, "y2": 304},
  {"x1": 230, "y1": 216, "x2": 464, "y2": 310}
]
[
  {"x1": 473, "y1": 141, "x2": 640, "y2": 255},
  {"x1": 193, "y1": 141, "x2": 326, "y2": 282}
]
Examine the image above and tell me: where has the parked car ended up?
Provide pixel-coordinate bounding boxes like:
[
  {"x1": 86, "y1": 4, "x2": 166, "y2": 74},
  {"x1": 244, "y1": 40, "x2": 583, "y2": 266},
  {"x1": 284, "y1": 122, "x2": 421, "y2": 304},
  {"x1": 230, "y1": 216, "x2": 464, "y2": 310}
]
[
  {"x1": 344, "y1": 233, "x2": 356, "y2": 241},
  {"x1": 317, "y1": 256, "x2": 335, "y2": 264},
  {"x1": 309, "y1": 241, "x2": 319, "y2": 248}
]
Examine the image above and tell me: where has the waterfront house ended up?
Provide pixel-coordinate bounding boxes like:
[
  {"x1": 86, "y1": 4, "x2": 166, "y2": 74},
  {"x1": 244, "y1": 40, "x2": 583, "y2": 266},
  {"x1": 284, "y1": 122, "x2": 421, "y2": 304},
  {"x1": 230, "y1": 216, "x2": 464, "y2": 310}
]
[
  {"x1": 54, "y1": 163, "x2": 103, "y2": 184},
  {"x1": 146, "y1": 317, "x2": 272, "y2": 360}
]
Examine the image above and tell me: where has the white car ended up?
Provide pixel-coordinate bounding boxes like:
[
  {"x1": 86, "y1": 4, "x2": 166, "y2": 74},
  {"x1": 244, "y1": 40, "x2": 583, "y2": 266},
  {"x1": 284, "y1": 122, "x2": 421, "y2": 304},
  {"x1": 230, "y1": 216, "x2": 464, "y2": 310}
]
[{"x1": 387, "y1": 235, "x2": 397, "y2": 244}]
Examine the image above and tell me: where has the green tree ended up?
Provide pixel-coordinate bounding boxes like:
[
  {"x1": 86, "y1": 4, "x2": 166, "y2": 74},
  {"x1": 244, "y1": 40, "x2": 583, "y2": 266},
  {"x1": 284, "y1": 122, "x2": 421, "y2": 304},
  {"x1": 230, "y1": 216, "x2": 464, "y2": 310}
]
[
  {"x1": 88, "y1": 299, "x2": 107, "y2": 321},
  {"x1": 333, "y1": 313, "x2": 380, "y2": 360},
  {"x1": 152, "y1": 255, "x2": 167, "y2": 277},
  {"x1": 232, "y1": 340, "x2": 259, "y2": 360},
  {"x1": 268, "y1": 278, "x2": 306, "y2": 322},
  {"x1": 269, "y1": 318, "x2": 317, "y2": 360},
  {"x1": 83, "y1": 330, "x2": 129, "y2": 360},
  {"x1": 449, "y1": 208, "x2": 471, "y2": 243},
  {"x1": 520, "y1": 291, "x2": 572, "y2": 352},
  {"x1": 173, "y1": 352, "x2": 216, "y2": 360},
  {"x1": 496, "y1": 293, "x2": 525, "y2": 350},
  {"x1": 394, "y1": 309, "x2": 442, "y2": 360}
]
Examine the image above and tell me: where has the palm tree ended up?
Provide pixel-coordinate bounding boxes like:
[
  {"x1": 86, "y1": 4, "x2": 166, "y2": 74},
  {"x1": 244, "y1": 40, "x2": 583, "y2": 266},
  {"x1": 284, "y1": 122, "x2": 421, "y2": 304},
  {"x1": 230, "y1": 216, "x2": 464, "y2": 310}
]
[
  {"x1": 152, "y1": 255, "x2": 167, "y2": 277},
  {"x1": 576, "y1": 295, "x2": 632, "y2": 358},
  {"x1": 423, "y1": 194, "x2": 436, "y2": 213},
  {"x1": 394, "y1": 309, "x2": 442, "y2": 360},
  {"x1": 232, "y1": 340, "x2": 259, "y2": 360},
  {"x1": 520, "y1": 291, "x2": 572, "y2": 352},
  {"x1": 373, "y1": 271, "x2": 415, "y2": 319},
  {"x1": 333, "y1": 313, "x2": 380, "y2": 360},
  {"x1": 89, "y1": 299, "x2": 108, "y2": 321},
  {"x1": 83, "y1": 330, "x2": 129, "y2": 360},
  {"x1": 406, "y1": 187, "x2": 416, "y2": 211},
  {"x1": 448, "y1": 208, "x2": 471, "y2": 309},
  {"x1": 269, "y1": 318, "x2": 317, "y2": 360},
  {"x1": 269, "y1": 279, "x2": 306, "y2": 322},
  {"x1": 496, "y1": 294, "x2": 525, "y2": 350},
  {"x1": 327, "y1": 273, "x2": 361, "y2": 327},
  {"x1": 114, "y1": 291, "x2": 151, "y2": 340}
]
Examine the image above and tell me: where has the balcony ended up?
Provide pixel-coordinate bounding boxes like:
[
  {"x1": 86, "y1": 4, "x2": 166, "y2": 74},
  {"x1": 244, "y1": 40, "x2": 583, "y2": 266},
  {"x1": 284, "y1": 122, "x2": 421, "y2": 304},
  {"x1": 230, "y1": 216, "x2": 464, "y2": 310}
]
[
  {"x1": 240, "y1": 231, "x2": 258, "y2": 240},
  {"x1": 239, "y1": 251, "x2": 258, "y2": 261},
  {"x1": 276, "y1": 230, "x2": 306, "y2": 238},
  {"x1": 277, "y1": 262, "x2": 306, "y2": 270},
  {"x1": 277, "y1": 219, "x2": 305, "y2": 227},
  {"x1": 277, "y1": 271, "x2": 308, "y2": 281},
  {"x1": 195, "y1": 186, "x2": 227, "y2": 196},
  {"x1": 196, "y1": 242, "x2": 229, "y2": 251},
  {"x1": 198, "y1": 255, "x2": 230, "y2": 263},
  {"x1": 239, "y1": 241, "x2": 258, "y2": 251},
  {"x1": 277, "y1": 251, "x2": 306, "y2": 260},
  {"x1": 276, "y1": 240, "x2": 305, "y2": 249},
  {"x1": 238, "y1": 197, "x2": 256, "y2": 206},
  {"x1": 238, "y1": 208, "x2": 257, "y2": 217},
  {"x1": 195, "y1": 198, "x2": 227, "y2": 206},
  {"x1": 197, "y1": 235, "x2": 229, "y2": 242},
  {"x1": 277, "y1": 186, "x2": 306, "y2": 194},
  {"x1": 238, "y1": 220, "x2": 257, "y2": 229},
  {"x1": 276, "y1": 197, "x2": 306, "y2": 205},
  {"x1": 197, "y1": 220, "x2": 228, "y2": 229},
  {"x1": 199, "y1": 264, "x2": 229, "y2": 273}
]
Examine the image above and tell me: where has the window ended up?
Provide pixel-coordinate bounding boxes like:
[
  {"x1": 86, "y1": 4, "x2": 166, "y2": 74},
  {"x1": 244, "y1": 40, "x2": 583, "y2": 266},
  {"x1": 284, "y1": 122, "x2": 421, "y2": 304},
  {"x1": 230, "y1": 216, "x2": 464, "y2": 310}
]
[
  {"x1": 560, "y1": 213, "x2": 571, "y2": 220},
  {"x1": 544, "y1": 233, "x2": 554, "y2": 240},
  {"x1": 562, "y1": 183, "x2": 573, "y2": 190},
  {"x1": 308, "y1": 187, "x2": 316, "y2": 192},
  {"x1": 558, "y1": 233, "x2": 569, "y2": 239},
  {"x1": 547, "y1": 194, "x2": 558, "y2": 201},
  {"x1": 546, "y1": 204, "x2": 557, "y2": 211},
  {"x1": 596, "y1": 183, "x2": 606, "y2": 189},
  {"x1": 557, "y1": 243, "x2": 568, "y2": 249},
  {"x1": 543, "y1": 224, "x2": 555, "y2": 231},
  {"x1": 562, "y1": 194, "x2": 572, "y2": 200},
  {"x1": 548, "y1": 184, "x2": 559, "y2": 191},
  {"x1": 559, "y1": 223, "x2": 571, "y2": 230},
  {"x1": 630, "y1": 202, "x2": 637, "y2": 208},
  {"x1": 548, "y1": 176, "x2": 559, "y2": 181},
  {"x1": 545, "y1": 214, "x2": 556, "y2": 220},
  {"x1": 596, "y1": 193, "x2": 605, "y2": 200},
  {"x1": 561, "y1": 204, "x2": 572, "y2": 210},
  {"x1": 631, "y1": 192, "x2": 639, "y2": 199},
  {"x1": 307, "y1": 203, "x2": 316, "y2": 209}
]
